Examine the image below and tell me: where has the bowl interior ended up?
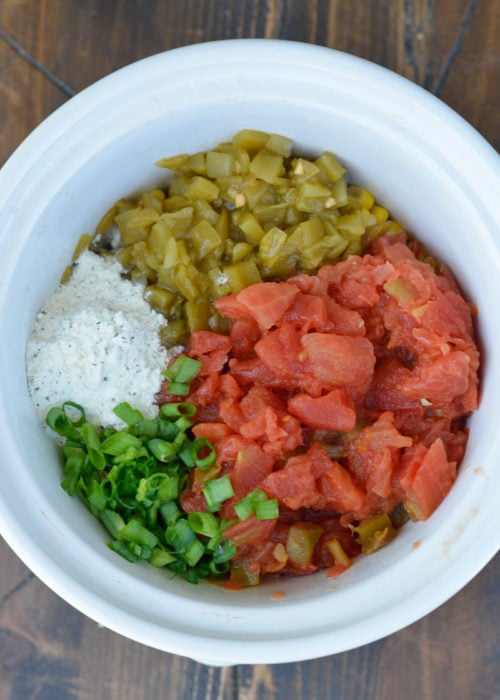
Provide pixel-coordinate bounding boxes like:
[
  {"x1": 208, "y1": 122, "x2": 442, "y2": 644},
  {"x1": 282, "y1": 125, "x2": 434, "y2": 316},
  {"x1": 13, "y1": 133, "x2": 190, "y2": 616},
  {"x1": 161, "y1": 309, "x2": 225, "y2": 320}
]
[{"x1": 0, "y1": 40, "x2": 499, "y2": 664}]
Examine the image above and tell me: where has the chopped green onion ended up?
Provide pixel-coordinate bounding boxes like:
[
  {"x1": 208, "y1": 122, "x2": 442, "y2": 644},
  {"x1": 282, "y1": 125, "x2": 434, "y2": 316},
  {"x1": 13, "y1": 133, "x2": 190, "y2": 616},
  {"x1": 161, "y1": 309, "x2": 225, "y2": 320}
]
[
  {"x1": 164, "y1": 355, "x2": 202, "y2": 383},
  {"x1": 235, "y1": 488, "x2": 272, "y2": 521},
  {"x1": 108, "y1": 540, "x2": 152, "y2": 562},
  {"x1": 187, "y1": 511, "x2": 220, "y2": 538},
  {"x1": 81, "y1": 423, "x2": 105, "y2": 470},
  {"x1": 147, "y1": 439, "x2": 178, "y2": 462},
  {"x1": 184, "y1": 538, "x2": 205, "y2": 566},
  {"x1": 46, "y1": 395, "x2": 234, "y2": 585},
  {"x1": 101, "y1": 431, "x2": 142, "y2": 456},
  {"x1": 149, "y1": 547, "x2": 176, "y2": 567},
  {"x1": 166, "y1": 381, "x2": 190, "y2": 396},
  {"x1": 213, "y1": 539, "x2": 237, "y2": 564},
  {"x1": 191, "y1": 438, "x2": 216, "y2": 470},
  {"x1": 61, "y1": 401, "x2": 87, "y2": 426},
  {"x1": 203, "y1": 475, "x2": 234, "y2": 511},
  {"x1": 175, "y1": 416, "x2": 193, "y2": 433},
  {"x1": 107, "y1": 540, "x2": 141, "y2": 562},
  {"x1": 160, "y1": 402, "x2": 197, "y2": 419},
  {"x1": 60, "y1": 445, "x2": 86, "y2": 496},
  {"x1": 158, "y1": 419, "x2": 178, "y2": 440},
  {"x1": 120, "y1": 518, "x2": 159, "y2": 549},
  {"x1": 113, "y1": 402, "x2": 144, "y2": 427},
  {"x1": 160, "y1": 500, "x2": 180, "y2": 525},
  {"x1": 179, "y1": 446, "x2": 196, "y2": 468},
  {"x1": 133, "y1": 419, "x2": 159, "y2": 438},
  {"x1": 85, "y1": 478, "x2": 108, "y2": 514},
  {"x1": 46, "y1": 406, "x2": 83, "y2": 441},
  {"x1": 165, "y1": 518, "x2": 196, "y2": 553},
  {"x1": 99, "y1": 509, "x2": 126, "y2": 539},
  {"x1": 234, "y1": 498, "x2": 253, "y2": 521},
  {"x1": 255, "y1": 498, "x2": 279, "y2": 520}
]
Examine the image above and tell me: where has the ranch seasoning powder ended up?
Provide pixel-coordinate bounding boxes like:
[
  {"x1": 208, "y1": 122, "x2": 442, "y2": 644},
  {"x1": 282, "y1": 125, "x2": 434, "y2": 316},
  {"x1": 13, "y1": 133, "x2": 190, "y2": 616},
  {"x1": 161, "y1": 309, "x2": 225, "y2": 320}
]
[{"x1": 26, "y1": 250, "x2": 173, "y2": 428}]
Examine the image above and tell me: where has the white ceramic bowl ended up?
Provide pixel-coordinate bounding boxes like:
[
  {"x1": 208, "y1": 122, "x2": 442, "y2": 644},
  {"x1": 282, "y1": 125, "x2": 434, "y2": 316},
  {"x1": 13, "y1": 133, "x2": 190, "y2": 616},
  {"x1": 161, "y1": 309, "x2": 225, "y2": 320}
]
[{"x1": 0, "y1": 39, "x2": 499, "y2": 666}]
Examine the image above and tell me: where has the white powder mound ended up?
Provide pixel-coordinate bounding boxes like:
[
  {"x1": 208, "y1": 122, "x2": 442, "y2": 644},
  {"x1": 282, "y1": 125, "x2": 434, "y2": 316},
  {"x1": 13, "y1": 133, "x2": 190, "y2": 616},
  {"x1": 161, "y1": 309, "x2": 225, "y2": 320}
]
[{"x1": 26, "y1": 250, "x2": 170, "y2": 428}]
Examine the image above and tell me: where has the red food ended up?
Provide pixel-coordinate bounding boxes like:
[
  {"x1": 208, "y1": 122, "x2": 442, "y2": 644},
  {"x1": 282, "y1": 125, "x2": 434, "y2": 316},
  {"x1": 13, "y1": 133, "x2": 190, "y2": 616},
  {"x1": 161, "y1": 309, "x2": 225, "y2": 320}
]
[
  {"x1": 164, "y1": 233, "x2": 479, "y2": 584},
  {"x1": 287, "y1": 390, "x2": 356, "y2": 432},
  {"x1": 403, "y1": 438, "x2": 456, "y2": 520},
  {"x1": 236, "y1": 282, "x2": 299, "y2": 329}
]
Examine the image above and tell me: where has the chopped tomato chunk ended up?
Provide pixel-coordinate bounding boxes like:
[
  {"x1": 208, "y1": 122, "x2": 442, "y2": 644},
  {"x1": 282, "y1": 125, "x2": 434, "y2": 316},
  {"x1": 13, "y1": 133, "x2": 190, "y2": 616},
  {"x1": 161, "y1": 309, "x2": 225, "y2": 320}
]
[{"x1": 162, "y1": 233, "x2": 480, "y2": 585}]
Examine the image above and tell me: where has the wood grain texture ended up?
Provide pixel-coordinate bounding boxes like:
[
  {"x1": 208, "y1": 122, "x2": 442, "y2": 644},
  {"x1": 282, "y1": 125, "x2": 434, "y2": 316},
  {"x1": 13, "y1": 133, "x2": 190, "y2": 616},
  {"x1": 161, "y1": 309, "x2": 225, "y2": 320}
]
[{"x1": 0, "y1": 1, "x2": 498, "y2": 698}]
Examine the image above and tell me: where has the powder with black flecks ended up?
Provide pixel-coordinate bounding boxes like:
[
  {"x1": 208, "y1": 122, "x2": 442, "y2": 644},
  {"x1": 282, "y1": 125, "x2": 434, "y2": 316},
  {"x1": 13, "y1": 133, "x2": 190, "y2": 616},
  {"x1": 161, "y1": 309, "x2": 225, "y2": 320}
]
[{"x1": 26, "y1": 250, "x2": 178, "y2": 428}]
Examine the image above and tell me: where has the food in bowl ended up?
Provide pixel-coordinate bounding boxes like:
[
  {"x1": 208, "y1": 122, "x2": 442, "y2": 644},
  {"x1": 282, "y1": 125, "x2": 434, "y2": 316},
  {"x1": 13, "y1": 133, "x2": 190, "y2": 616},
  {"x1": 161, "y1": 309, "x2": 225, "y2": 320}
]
[{"x1": 26, "y1": 131, "x2": 480, "y2": 588}]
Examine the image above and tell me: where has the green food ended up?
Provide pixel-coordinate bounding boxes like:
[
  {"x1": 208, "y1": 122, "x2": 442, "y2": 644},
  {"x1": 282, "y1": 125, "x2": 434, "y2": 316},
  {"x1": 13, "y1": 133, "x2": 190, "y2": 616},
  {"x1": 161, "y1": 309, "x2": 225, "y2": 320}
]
[
  {"x1": 45, "y1": 361, "x2": 243, "y2": 584},
  {"x1": 70, "y1": 130, "x2": 403, "y2": 347}
]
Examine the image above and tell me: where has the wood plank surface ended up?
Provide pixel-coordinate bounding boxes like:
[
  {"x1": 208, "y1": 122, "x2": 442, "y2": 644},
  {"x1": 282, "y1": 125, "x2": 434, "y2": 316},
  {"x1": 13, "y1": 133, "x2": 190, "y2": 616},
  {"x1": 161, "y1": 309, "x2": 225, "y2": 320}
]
[{"x1": 0, "y1": 1, "x2": 498, "y2": 698}]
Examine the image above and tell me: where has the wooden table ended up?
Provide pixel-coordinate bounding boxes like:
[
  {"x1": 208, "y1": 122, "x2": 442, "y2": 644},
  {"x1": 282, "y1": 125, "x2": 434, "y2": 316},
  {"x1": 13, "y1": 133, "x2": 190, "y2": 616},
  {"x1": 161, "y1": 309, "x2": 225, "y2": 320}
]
[{"x1": 0, "y1": 2, "x2": 498, "y2": 698}]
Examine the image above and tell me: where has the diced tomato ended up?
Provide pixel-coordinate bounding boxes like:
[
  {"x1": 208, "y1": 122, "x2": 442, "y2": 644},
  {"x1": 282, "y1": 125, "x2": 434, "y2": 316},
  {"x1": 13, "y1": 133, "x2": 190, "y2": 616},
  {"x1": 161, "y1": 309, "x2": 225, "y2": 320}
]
[
  {"x1": 169, "y1": 233, "x2": 479, "y2": 585},
  {"x1": 401, "y1": 351, "x2": 470, "y2": 406},
  {"x1": 239, "y1": 385, "x2": 287, "y2": 421},
  {"x1": 262, "y1": 445, "x2": 325, "y2": 510},
  {"x1": 213, "y1": 293, "x2": 248, "y2": 319},
  {"x1": 218, "y1": 397, "x2": 245, "y2": 432},
  {"x1": 236, "y1": 282, "x2": 299, "y2": 329},
  {"x1": 325, "y1": 298, "x2": 366, "y2": 336},
  {"x1": 318, "y1": 460, "x2": 366, "y2": 513},
  {"x1": 403, "y1": 438, "x2": 456, "y2": 520},
  {"x1": 418, "y1": 292, "x2": 472, "y2": 341},
  {"x1": 191, "y1": 422, "x2": 233, "y2": 444},
  {"x1": 216, "y1": 434, "x2": 253, "y2": 464},
  {"x1": 288, "y1": 389, "x2": 356, "y2": 432},
  {"x1": 262, "y1": 413, "x2": 303, "y2": 457},
  {"x1": 228, "y1": 357, "x2": 283, "y2": 387},
  {"x1": 218, "y1": 373, "x2": 243, "y2": 399},
  {"x1": 189, "y1": 373, "x2": 220, "y2": 407},
  {"x1": 288, "y1": 272, "x2": 327, "y2": 296},
  {"x1": 345, "y1": 411, "x2": 412, "y2": 498},
  {"x1": 187, "y1": 330, "x2": 232, "y2": 375},
  {"x1": 224, "y1": 515, "x2": 277, "y2": 547},
  {"x1": 301, "y1": 332, "x2": 375, "y2": 395},
  {"x1": 229, "y1": 316, "x2": 261, "y2": 358},
  {"x1": 231, "y1": 445, "x2": 275, "y2": 496},
  {"x1": 239, "y1": 407, "x2": 288, "y2": 443},
  {"x1": 254, "y1": 322, "x2": 305, "y2": 380},
  {"x1": 393, "y1": 442, "x2": 428, "y2": 492},
  {"x1": 365, "y1": 357, "x2": 423, "y2": 413},
  {"x1": 187, "y1": 330, "x2": 232, "y2": 356},
  {"x1": 318, "y1": 257, "x2": 396, "y2": 308},
  {"x1": 179, "y1": 488, "x2": 207, "y2": 513},
  {"x1": 282, "y1": 293, "x2": 328, "y2": 332}
]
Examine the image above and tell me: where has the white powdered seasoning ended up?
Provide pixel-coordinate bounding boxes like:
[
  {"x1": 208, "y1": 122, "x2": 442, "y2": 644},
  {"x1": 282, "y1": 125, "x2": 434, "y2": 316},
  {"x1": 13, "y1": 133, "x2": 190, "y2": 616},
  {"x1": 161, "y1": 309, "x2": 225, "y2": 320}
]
[{"x1": 27, "y1": 250, "x2": 172, "y2": 428}]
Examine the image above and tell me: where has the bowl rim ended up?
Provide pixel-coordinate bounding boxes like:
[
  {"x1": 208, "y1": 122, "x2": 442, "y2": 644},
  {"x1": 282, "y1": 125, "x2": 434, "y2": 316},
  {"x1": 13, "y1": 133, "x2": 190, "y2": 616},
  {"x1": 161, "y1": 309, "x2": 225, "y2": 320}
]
[{"x1": 0, "y1": 38, "x2": 499, "y2": 665}]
